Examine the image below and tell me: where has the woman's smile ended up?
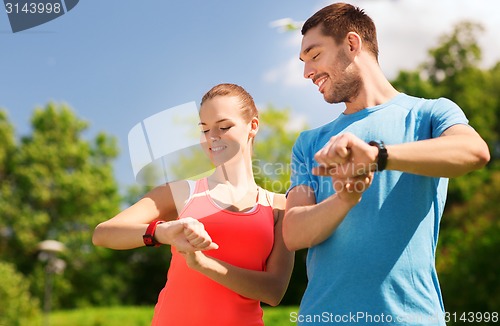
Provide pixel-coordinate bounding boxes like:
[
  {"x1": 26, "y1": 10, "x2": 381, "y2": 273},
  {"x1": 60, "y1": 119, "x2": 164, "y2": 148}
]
[{"x1": 210, "y1": 145, "x2": 227, "y2": 153}]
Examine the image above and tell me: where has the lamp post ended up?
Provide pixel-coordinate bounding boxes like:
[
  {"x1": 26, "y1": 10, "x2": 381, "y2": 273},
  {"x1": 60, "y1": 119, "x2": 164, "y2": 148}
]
[{"x1": 37, "y1": 240, "x2": 66, "y2": 326}]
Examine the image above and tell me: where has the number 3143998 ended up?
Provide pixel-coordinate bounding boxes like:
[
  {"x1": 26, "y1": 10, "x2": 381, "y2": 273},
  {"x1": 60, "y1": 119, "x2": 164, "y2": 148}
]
[
  {"x1": 444, "y1": 312, "x2": 498, "y2": 323},
  {"x1": 5, "y1": 2, "x2": 62, "y2": 14}
]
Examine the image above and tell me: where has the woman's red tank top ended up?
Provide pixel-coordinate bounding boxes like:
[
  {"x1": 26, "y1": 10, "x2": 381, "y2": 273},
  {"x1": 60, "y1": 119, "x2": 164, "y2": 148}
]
[{"x1": 151, "y1": 178, "x2": 275, "y2": 326}]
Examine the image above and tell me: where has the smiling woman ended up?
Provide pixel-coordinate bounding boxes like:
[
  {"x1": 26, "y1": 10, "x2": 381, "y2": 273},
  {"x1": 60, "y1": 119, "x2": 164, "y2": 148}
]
[
  {"x1": 198, "y1": 84, "x2": 258, "y2": 167},
  {"x1": 92, "y1": 83, "x2": 294, "y2": 326}
]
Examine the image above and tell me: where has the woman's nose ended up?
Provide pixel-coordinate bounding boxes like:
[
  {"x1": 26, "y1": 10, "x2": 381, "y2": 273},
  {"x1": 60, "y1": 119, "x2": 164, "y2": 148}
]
[{"x1": 208, "y1": 130, "x2": 221, "y2": 141}]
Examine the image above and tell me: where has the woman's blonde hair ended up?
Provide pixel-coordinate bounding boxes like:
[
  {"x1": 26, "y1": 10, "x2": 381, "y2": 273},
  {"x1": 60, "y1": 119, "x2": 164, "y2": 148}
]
[{"x1": 200, "y1": 83, "x2": 258, "y2": 122}]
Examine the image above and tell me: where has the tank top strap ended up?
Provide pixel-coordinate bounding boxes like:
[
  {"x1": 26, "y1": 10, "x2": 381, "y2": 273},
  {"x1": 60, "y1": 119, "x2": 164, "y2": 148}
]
[
  {"x1": 186, "y1": 178, "x2": 209, "y2": 197},
  {"x1": 260, "y1": 187, "x2": 274, "y2": 207},
  {"x1": 190, "y1": 178, "x2": 273, "y2": 213},
  {"x1": 177, "y1": 178, "x2": 209, "y2": 219}
]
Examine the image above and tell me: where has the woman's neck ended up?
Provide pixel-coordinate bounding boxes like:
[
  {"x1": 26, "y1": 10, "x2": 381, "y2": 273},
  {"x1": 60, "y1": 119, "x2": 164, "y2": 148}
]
[
  {"x1": 209, "y1": 154, "x2": 256, "y2": 189},
  {"x1": 207, "y1": 155, "x2": 259, "y2": 212}
]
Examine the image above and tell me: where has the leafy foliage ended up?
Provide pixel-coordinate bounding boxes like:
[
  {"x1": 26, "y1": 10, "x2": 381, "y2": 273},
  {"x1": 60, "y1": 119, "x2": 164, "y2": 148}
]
[
  {"x1": 0, "y1": 262, "x2": 41, "y2": 326},
  {"x1": 393, "y1": 21, "x2": 499, "y2": 313},
  {"x1": 253, "y1": 106, "x2": 305, "y2": 194},
  {"x1": 437, "y1": 172, "x2": 500, "y2": 313},
  {"x1": 253, "y1": 106, "x2": 309, "y2": 305},
  {"x1": 0, "y1": 103, "x2": 123, "y2": 308}
]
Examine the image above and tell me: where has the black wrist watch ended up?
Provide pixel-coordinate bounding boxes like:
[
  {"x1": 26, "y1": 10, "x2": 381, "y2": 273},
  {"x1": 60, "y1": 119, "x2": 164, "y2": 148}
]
[{"x1": 368, "y1": 140, "x2": 388, "y2": 172}]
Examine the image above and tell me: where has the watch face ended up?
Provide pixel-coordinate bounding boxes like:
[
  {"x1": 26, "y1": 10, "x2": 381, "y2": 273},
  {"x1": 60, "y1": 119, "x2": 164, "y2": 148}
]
[
  {"x1": 143, "y1": 235, "x2": 154, "y2": 246},
  {"x1": 368, "y1": 140, "x2": 387, "y2": 172},
  {"x1": 144, "y1": 220, "x2": 164, "y2": 246}
]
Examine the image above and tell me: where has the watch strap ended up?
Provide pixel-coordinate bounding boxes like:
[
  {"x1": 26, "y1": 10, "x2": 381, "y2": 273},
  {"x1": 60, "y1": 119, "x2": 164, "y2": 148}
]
[
  {"x1": 143, "y1": 220, "x2": 164, "y2": 247},
  {"x1": 368, "y1": 140, "x2": 388, "y2": 172}
]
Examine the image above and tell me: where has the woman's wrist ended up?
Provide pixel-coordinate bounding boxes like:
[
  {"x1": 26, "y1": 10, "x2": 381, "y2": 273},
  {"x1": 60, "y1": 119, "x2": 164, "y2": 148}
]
[{"x1": 153, "y1": 221, "x2": 178, "y2": 245}]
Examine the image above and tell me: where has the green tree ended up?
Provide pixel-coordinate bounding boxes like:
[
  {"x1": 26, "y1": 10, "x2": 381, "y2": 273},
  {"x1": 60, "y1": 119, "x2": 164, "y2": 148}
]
[
  {"x1": 253, "y1": 106, "x2": 303, "y2": 194},
  {"x1": 393, "y1": 21, "x2": 497, "y2": 142},
  {"x1": 0, "y1": 262, "x2": 41, "y2": 326},
  {"x1": 253, "y1": 106, "x2": 309, "y2": 305},
  {"x1": 0, "y1": 103, "x2": 125, "y2": 308},
  {"x1": 0, "y1": 110, "x2": 16, "y2": 256},
  {"x1": 393, "y1": 21, "x2": 499, "y2": 317},
  {"x1": 437, "y1": 171, "x2": 500, "y2": 314},
  {"x1": 392, "y1": 21, "x2": 497, "y2": 203}
]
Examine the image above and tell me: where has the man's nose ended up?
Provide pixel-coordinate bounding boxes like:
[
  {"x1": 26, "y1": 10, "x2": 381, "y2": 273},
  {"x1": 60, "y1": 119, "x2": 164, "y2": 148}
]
[{"x1": 303, "y1": 62, "x2": 315, "y2": 79}]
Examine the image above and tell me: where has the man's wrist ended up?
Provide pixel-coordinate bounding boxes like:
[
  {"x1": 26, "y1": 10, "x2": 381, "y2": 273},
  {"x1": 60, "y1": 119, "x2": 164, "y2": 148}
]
[
  {"x1": 331, "y1": 190, "x2": 361, "y2": 208},
  {"x1": 337, "y1": 193, "x2": 361, "y2": 207}
]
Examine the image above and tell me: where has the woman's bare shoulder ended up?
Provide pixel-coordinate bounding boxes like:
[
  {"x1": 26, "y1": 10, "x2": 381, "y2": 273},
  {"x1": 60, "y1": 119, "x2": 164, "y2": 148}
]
[{"x1": 270, "y1": 192, "x2": 286, "y2": 210}]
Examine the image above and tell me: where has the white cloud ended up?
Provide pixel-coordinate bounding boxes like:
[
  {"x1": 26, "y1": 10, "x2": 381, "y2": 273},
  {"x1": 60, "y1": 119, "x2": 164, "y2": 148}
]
[
  {"x1": 287, "y1": 113, "x2": 309, "y2": 132},
  {"x1": 353, "y1": 0, "x2": 500, "y2": 77},
  {"x1": 269, "y1": 18, "x2": 304, "y2": 33},
  {"x1": 263, "y1": 56, "x2": 309, "y2": 87},
  {"x1": 285, "y1": 30, "x2": 303, "y2": 48}
]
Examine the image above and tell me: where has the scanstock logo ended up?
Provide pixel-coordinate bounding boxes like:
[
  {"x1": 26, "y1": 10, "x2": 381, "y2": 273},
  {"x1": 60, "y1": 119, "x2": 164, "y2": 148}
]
[
  {"x1": 128, "y1": 102, "x2": 214, "y2": 187},
  {"x1": 4, "y1": 0, "x2": 79, "y2": 33}
]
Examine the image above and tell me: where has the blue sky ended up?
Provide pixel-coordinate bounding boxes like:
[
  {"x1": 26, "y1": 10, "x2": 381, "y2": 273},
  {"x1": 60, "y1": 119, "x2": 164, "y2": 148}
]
[{"x1": 2, "y1": 0, "x2": 500, "y2": 189}]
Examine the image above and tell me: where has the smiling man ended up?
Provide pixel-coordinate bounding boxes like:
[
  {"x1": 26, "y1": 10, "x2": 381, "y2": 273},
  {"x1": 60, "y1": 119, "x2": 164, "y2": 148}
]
[{"x1": 283, "y1": 2, "x2": 490, "y2": 325}]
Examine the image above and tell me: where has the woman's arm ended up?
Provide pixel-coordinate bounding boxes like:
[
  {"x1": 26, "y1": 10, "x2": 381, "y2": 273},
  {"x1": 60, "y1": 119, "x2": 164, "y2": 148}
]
[
  {"x1": 92, "y1": 181, "x2": 217, "y2": 251},
  {"x1": 180, "y1": 194, "x2": 294, "y2": 306}
]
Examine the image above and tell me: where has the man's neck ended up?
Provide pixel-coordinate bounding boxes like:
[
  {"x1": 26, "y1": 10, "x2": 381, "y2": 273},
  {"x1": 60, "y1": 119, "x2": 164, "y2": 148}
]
[{"x1": 344, "y1": 74, "x2": 399, "y2": 114}]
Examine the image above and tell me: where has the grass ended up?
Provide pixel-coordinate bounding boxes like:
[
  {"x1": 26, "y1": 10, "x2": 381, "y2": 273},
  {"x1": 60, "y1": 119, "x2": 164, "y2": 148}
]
[
  {"x1": 264, "y1": 305, "x2": 299, "y2": 325},
  {"x1": 49, "y1": 306, "x2": 153, "y2": 326},
  {"x1": 47, "y1": 305, "x2": 299, "y2": 326}
]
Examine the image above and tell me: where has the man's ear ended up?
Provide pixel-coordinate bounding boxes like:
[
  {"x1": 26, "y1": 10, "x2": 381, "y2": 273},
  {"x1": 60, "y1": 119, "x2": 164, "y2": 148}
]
[{"x1": 346, "y1": 31, "x2": 362, "y2": 55}]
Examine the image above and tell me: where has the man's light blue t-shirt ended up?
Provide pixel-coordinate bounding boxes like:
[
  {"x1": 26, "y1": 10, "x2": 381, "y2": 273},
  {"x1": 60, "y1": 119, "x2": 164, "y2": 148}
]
[{"x1": 289, "y1": 93, "x2": 469, "y2": 325}]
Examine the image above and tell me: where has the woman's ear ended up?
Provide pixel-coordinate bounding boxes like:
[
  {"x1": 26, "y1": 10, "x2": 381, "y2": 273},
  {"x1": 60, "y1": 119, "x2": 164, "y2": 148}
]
[{"x1": 249, "y1": 117, "x2": 259, "y2": 139}]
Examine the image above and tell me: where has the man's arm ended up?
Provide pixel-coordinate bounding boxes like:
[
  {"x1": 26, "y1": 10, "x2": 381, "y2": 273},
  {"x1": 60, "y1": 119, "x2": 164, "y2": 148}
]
[
  {"x1": 386, "y1": 124, "x2": 490, "y2": 177},
  {"x1": 314, "y1": 124, "x2": 490, "y2": 179},
  {"x1": 283, "y1": 180, "x2": 368, "y2": 251}
]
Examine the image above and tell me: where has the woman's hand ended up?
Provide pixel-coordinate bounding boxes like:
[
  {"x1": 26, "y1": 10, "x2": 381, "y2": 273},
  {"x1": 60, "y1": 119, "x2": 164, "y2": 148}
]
[
  {"x1": 155, "y1": 217, "x2": 218, "y2": 253},
  {"x1": 182, "y1": 218, "x2": 219, "y2": 252},
  {"x1": 178, "y1": 251, "x2": 207, "y2": 270},
  {"x1": 332, "y1": 172, "x2": 374, "y2": 205}
]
